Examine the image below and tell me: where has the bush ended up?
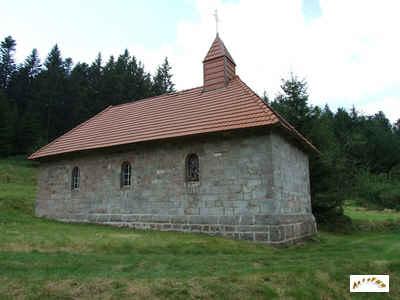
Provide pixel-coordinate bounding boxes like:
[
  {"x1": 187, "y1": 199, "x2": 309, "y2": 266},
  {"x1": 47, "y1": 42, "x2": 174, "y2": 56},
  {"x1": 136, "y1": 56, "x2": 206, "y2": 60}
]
[
  {"x1": 317, "y1": 212, "x2": 353, "y2": 233},
  {"x1": 312, "y1": 194, "x2": 353, "y2": 232},
  {"x1": 354, "y1": 171, "x2": 400, "y2": 210},
  {"x1": 352, "y1": 219, "x2": 400, "y2": 232}
]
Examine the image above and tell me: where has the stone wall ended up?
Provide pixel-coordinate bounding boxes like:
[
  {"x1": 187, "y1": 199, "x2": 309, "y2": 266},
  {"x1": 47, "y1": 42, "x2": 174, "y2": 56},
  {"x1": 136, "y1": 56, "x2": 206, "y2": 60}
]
[
  {"x1": 271, "y1": 133, "x2": 312, "y2": 215},
  {"x1": 36, "y1": 129, "x2": 316, "y2": 244}
]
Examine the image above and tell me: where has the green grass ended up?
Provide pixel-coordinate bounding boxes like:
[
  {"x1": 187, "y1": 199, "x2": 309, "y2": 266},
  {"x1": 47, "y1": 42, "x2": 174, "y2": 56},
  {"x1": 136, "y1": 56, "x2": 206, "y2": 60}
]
[
  {"x1": 344, "y1": 205, "x2": 400, "y2": 222},
  {"x1": 0, "y1": 157, "x2": 399, "y2": 299}
]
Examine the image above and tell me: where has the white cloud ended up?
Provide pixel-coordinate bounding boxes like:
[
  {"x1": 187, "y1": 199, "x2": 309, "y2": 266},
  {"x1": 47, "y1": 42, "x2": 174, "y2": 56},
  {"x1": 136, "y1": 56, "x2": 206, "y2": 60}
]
[
  {"x1": 360, "y1": 96, "x2": 400, "y2": 122},
  {"x1": 7, "y1": 0, "x2": 400, "y2": 122},
  {"x1": 139, "y1": 0, "x2": 400, "y2": 122}
]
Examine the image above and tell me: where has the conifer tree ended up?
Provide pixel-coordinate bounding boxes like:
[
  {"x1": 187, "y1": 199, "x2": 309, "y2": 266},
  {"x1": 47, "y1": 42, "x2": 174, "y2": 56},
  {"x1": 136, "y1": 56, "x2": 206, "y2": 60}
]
[
  {"x1": 0, "y1": 36, "x2": 17, "y2": 89},
  {"x1": 8, "y1": 49, "x2": 41, "y2": 112},
  {"x1": 152, "y1": 57, "x2": 175, "y2": 95},
  {"x1": 38, "y1": 45, "x2": 70, "y2": 141},
  {"x1": 69, "y1": 62, "x2": 90, "y2": 124},
  {"x1": 87, "y1": 53, "x2": 104, "y2": 114},
  {"x1": 24, "y1": 48, "x2": 41, "y2": 77},
  {"x1": 0, "y1": 90, "x2": 16, "y2": 155},
  {"x1": 8, "y1": 49, "x2": 42, "y2": 152},
  {"x1": 271, "y1": 73, "x2": 310, "y2": 134},
  {"x1": 395, "y1": 119, "x2": 400, "y2": 137}
]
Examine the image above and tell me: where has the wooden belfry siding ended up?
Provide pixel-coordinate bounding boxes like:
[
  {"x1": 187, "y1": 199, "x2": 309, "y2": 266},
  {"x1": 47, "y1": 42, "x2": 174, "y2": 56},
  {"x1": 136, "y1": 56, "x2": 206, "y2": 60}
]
[
  {"x1": 225, "y1": 57, "x2": 235, "y2": 80},
  {"x1": 203, "y1": 57, "x2": 225, "y2": 91},
  {"x1": 202, "y1": 35, "x2": 236, "y2": 91},
  {"x1": 203, "y1": 56, "x2": 236, "y2": 91}
]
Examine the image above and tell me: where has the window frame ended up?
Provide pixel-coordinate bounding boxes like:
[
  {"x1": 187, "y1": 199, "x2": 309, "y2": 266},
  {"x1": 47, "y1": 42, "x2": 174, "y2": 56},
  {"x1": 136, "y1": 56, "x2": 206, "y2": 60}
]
[
  {"x1": 71, "y1": 166, "x2": 80, "y2": 191},
  {"x1": 186, "y1": 153, "x2": 200, "y2": 182},
  {"x1": 121, "y1": 161, "x2": 132, "y2": 188}
]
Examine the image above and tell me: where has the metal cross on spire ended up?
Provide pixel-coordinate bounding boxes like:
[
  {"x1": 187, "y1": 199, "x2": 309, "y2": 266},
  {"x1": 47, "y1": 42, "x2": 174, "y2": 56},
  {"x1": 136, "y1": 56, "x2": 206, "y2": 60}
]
[{"x1": 213, "y1": 9, "x2": 219, "y2": 35}]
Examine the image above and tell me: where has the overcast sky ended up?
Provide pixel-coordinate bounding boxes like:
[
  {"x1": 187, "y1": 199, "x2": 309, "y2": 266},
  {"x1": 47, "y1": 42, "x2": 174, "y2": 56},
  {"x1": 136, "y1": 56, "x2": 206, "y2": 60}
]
[{"x1": 2, "y1": 0, "x2": 399, "y2": 122}]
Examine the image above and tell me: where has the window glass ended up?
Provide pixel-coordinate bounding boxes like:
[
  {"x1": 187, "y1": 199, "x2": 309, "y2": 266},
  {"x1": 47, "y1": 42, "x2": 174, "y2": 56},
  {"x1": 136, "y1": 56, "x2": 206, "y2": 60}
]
[
  {"x1": 186, "y1": 154, "x2": 199, "y2": 182},
  {"x1": 121, "y1": 162, "x2": 131, "y2": 187},
  {"x1": 71, "y1": 167, "x2": 80, "y2": 190}
]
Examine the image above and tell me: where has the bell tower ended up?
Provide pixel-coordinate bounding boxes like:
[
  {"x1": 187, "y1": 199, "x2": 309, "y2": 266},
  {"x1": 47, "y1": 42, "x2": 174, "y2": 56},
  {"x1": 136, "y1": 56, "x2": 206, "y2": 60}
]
[{"x1": 203, "y1": 34, "x2": 236, "y2": 91}]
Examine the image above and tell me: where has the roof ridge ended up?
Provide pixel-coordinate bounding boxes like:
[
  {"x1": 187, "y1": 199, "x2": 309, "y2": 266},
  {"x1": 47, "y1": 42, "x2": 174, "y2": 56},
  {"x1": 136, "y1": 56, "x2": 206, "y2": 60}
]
[{"x1": 28, "y1": 105, "x2": 113, "y2": 159}]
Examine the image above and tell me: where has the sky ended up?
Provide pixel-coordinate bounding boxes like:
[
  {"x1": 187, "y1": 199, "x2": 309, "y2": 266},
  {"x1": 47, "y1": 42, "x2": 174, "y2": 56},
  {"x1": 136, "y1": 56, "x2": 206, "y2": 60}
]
[{"x1": 1, "y1": 0, "x2": 399, "y2": 122}]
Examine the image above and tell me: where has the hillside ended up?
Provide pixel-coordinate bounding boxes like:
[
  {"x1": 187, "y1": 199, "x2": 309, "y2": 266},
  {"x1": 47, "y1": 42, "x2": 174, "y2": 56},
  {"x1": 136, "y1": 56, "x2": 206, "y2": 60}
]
[{"x1": 0, "y1": 157, "x2": 399, "y2": 299}]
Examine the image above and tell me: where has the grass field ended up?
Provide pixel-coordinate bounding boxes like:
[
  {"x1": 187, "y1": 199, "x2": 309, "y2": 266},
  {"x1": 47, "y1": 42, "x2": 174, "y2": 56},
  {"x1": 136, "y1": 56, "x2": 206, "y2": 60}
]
[
  {"x1": 0, "y1": 157, "x2": 399, "y2": 299},
  {"x1": 344, "y1": 205, "x2": 400, "y2": 222}
]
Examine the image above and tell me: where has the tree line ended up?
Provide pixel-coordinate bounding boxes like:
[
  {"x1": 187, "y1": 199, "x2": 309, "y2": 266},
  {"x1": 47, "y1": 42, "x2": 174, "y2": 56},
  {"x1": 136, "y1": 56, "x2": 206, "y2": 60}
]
[
  {"x1": 267, "y1": 75, "x2": 400, "y2": 223},
  {"x1": 1, "y1": 35, "x2": 399, "y2": 222},
  {"x1": 0, "y1": 35, "x2": 174, "y2": 156}
]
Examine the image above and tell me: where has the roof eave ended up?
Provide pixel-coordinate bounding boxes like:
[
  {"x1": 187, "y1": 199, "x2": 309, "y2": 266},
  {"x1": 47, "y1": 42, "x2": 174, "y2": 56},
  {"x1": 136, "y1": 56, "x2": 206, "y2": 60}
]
[
  {"x1": 234, "y1": 77, "x2": 319, "y2": 155},
  {"x1": 27, "y1": 123, "x2": 279, "y2": 161},
  {"x1": 273, "y1": 122, "x2": 320, "y2": 155},
  {"x1": 202, "y1": 55, "x2": 236, "y2": 66},
  {"x1": 28, "y1": 105, "x2": 114, "y2": 161}
]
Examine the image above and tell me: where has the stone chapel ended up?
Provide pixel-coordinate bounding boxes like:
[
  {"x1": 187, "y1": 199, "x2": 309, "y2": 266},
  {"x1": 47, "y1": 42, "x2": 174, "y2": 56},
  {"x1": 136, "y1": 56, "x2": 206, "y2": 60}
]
[{"x1": 29, "y1": 34, "x2": 317, "y2": 244}]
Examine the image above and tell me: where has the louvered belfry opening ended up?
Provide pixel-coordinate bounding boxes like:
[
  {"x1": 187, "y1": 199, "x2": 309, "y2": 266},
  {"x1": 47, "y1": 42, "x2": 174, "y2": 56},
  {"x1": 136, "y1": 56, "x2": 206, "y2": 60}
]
[{"x1": 203, "y1": 34, "x2": 236, "y2": 91}]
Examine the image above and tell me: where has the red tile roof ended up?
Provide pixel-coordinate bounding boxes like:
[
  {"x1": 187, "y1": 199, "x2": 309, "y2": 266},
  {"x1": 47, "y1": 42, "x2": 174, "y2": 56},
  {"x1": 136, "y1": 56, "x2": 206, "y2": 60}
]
[
  {"x1": 204, "y1": 34, "x2": 235, "y2": 65},
  {"x1": 29, "y1": 76, "x2": 317, "y2": 160}
]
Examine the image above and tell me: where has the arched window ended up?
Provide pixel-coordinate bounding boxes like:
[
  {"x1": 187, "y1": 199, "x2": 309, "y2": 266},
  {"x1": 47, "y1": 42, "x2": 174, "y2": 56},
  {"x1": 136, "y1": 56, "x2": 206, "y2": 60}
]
[
  {"x1": 186, "y1": 153, "x2": 199, "y2": 182},
  {"x1": 121, "y1": 161, "x2": 132, "y2": 187},
  {"x1": 71, "y1": 167, "x2": 80, "y2": 190}
]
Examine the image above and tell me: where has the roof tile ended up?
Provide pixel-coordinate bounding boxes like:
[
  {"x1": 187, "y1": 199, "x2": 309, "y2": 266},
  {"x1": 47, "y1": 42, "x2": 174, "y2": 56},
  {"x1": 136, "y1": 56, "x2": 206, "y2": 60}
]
[
  {"x1": 204, "y1": 34, "x2": 236, "y2": 65},
  {"x1": 29, "y1": 76, "x2": 316, "y2": 160}
]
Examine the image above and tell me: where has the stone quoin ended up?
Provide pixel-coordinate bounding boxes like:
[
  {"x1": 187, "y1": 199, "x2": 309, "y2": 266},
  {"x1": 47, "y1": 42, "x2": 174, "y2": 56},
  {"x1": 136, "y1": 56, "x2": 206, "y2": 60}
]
[{"x1": 29, "y1": 34, "x2": 318, "y2": 244}]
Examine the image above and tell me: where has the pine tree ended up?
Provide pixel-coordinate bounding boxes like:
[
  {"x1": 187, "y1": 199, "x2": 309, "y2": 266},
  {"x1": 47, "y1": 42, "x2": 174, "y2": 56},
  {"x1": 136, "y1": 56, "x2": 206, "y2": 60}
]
[
  {"x1": 0, "y1": 36, "x2": 17, "y2": 89},
  {"x1": 270, "y1": 74, "x2": 348, "y2": 224},
  {"x1": 70, "y1": 62, "x2": 90, "y2": 124},
  {"x1": 24, "y1": 48, "x2": 41, "y2": 77},
  {"x1": 262, "y1": 91, "x2": 269, "y2": 104},
  {"x1": 87, "y1": 53, "x2": 104, "y2": 114},
  {"x1": 363, "y1": 112, "x2": 400, "y2": 174},
  {"x1": 101, "y1": 51, "x2": 153, "y2": 106},
  {"x1": 395, "y1": 119, "x2": 400, "y2": 137},
  {"x1": 18, "y1": 106, "x2": 42, "y2": 153},
  {"x1": 152, "y1": 57, "x2": 175, "y2": 95},
  {"x1": 0, "y1": 90, "x2": 16, "y2": 155},
  {"x1": 307, "y1": 105, "x2": 348, "y2": 223},
  {"x1": 9, "y1": 49, "x2": 41, "y2": 113},
  {"x1": 271, "y1": 73, "x2": 310, "y2": 134},
  {"x1": 8, "y1": 49, "x2": 42, "y2": 152},
  {"x1": 38, "y1": 45, "x2": 70, "y2": 141},
  {"x1": 0, "y1": 37, "x2": 177, "y2": 155}
]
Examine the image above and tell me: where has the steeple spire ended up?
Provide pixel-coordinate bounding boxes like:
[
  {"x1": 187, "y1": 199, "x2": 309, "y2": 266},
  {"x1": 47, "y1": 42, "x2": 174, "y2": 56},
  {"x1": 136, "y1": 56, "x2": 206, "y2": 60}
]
[
  {"x1": 203, "y1": 35, "x2": 236, "y2": 91},
  {"x1": 213, "y1": 9, "x2": 219, "y2": 35}
]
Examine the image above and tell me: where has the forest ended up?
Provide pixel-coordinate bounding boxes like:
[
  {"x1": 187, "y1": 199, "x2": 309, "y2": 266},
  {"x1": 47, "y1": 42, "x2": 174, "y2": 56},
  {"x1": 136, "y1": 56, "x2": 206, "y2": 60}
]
[
  {"x1": 267, "y1": 76, "x2": 400, "y2": 225},
  {"x1": 0, "y1": 35, "x2": 175, "y2": 156},
  {"x1": 0, "y1": 35, "x2": 399, "y2": 224}
]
